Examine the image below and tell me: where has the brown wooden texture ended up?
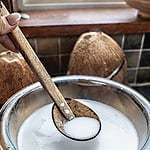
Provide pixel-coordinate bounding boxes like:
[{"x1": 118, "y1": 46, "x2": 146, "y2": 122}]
[{"x1": 18, "y1": 7, "x2": 150, "y2": 37}]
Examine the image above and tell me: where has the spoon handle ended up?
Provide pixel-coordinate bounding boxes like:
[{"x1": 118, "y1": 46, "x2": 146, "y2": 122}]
[{"x1": 1, "y1": 2, "x2": 75, "y2": 120}]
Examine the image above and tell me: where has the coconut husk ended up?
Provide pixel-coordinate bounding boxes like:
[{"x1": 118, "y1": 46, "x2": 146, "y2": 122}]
[
  {"x1": 68, "y1": 32, "x2": 127, "y2": 83},
  {"x1": 0, "y1": 51, "x2": 38, "y2": 105}
]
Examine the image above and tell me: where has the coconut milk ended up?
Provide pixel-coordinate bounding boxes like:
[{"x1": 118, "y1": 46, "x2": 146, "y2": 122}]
[
  {"x1": 17, "y1": 99, "x2": 139, "y2": 150},
  {"x1": 64, "y1": 117, "x2": 100, "y2": 139}
]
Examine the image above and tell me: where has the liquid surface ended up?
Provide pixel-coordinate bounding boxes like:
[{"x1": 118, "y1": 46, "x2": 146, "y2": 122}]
[
  {"x1": 64, "y1": 117, "x2": 100, "y2": 139},
  {"x1": 17, "y1": 99, "x2": 139, "y2": 150}
]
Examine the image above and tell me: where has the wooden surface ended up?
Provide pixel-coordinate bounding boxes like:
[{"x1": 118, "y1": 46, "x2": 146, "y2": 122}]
[{"x1": 18, "y1": 7, "x2": 150, "y2": 37}]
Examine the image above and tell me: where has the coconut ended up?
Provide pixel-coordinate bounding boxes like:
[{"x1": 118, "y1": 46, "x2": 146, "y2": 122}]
[
  {"x1": 0, "y1": 51, "x2": 37, "y2": 105},
  {"x1": 68, "y1": 32, "x2": 127, "y2": 83}
]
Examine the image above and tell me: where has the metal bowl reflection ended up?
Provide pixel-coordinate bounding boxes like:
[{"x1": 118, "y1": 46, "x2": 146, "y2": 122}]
[{"x1": 0, "y1": 75, "x2": 150, "y2": 150}]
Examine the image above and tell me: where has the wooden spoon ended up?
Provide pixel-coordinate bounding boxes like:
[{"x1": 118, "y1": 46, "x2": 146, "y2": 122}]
[{"x1": 1, "y1": 2, "x2": 101, "y2": 141}]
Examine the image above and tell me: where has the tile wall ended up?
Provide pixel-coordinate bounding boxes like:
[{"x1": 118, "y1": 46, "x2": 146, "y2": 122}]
[
  {"x1": 0, "y1": 33, "x2": 150, "y2": 86},
  {"x1": 111, "y1": 33, "x2": 150, "y2": 86}
]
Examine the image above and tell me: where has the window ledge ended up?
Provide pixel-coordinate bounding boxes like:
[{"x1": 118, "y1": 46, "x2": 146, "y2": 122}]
[{"x1": 19, "y1": 7, "x2": 150, "y2": 37}]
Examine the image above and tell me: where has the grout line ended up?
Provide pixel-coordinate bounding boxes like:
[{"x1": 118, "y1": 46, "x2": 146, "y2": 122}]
[
  {"x1": 34, "y1": 38, "x2": 38, "y2": 53},
  {"x1": 142, "y1": 48, "x2": 150, "y2": 51},
  {"x1": 123, "y1": 49, "x2": 141, "y2": 52},
  {"x1": 129, "y1": 82, "x2": 150, "y2": 87},
  {"x1": 134, "y1": 33, "x2": 145, "y2": 84},
  {"x1": 140, "y1": 33, "x2": 145, "y2": 50},
  {"x1": 127, "y1": 66, "x2": 150, "y2": 70},
  {"x1": 38, "y1": 53, "x2": 70, "y2": 57},
  {"x1": 121, "y1": 34, "x2": 125, "y2": 49},
  {"x1": 58, "y1": 37, "x2": 61, "y2": 73},
  {"x1": 38, "y1": 54, "x2": 62, "y2": 57}
]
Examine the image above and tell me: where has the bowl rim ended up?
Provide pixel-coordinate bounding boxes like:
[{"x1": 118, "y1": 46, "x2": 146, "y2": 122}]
[{"x1": 0, "y1": 75, "x2": 150, "y2": 150}]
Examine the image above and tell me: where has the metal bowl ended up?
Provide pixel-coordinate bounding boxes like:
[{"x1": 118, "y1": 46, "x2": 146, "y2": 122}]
[{"x1": 0, "y1": 75, "x2": 150, "y2": 150}]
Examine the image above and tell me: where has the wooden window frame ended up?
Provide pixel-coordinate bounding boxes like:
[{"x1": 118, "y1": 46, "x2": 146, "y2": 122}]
[{"x1": 2, "y1": 0, "x2": 150, "y2": 38}]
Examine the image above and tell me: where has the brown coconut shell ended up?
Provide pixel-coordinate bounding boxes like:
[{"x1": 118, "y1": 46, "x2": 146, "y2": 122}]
[
  {"x1": 68, "y1": 32, "x2": 127, "y2": 83},
  {"x1": 0, "y1": 51, "x2": 38, "y2": 105}
]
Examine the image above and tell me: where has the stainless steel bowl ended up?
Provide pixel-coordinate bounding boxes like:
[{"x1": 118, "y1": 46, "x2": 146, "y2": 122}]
[{"x1": 0, "y1": 75, "x2": 150, "y2": 150}]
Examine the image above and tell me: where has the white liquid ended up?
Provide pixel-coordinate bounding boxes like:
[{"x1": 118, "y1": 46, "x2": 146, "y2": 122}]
[
  {"x1": 17, "y1": 99, "x2": 139, "y2": 150},
  {"x1": 64, "y1": 117, "x2": 100, "y2": 139}
]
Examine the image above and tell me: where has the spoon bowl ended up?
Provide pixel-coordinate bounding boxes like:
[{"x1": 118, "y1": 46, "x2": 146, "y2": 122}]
[{"x1": 52, "y1": 98, "x2": 101, "y2": 141}]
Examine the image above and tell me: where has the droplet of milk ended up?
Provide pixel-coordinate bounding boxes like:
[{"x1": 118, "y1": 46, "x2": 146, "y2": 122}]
[{"x1": 64, "y1": 117, "x2": 100, "y2": 140}]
